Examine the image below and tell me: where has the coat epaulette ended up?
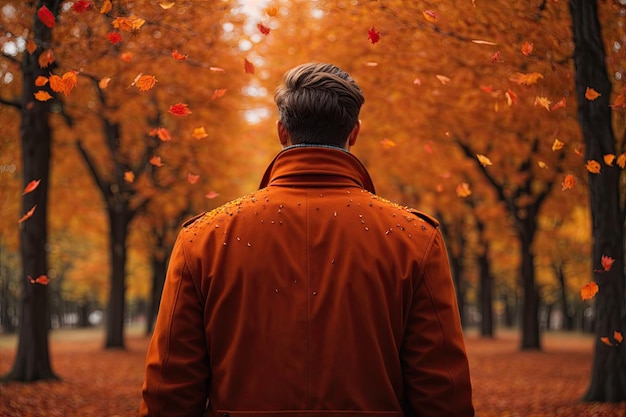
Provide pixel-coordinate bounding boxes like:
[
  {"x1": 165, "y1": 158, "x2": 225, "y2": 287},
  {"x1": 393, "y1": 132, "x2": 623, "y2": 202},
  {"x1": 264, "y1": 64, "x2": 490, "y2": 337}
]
[
  {"x1": 182, "y1": 212, "x2": 206, "y2": 228},
  {"x1": 408, "y1": 209, "x2": 440, "y2": 228}
]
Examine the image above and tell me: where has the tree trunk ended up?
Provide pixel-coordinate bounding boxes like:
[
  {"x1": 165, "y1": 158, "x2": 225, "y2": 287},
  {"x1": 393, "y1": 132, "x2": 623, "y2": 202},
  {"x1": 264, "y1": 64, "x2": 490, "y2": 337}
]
[
  {"x1": 3, "y1": 0, "x2": 60, "y2": 381},
  {"x1": 146, "y1": 253, "x2": 167, "y2": 335},
  {"x1": 555, "y1": 263, "x2": 575, "y2": 331},
  {"x1": 520, "y1": 233, "x2": 541, "y2": 350},
  {"x1": 570, "y1": 0, "x2": 626, "y2": 402},
  {"x1": 478, "y1": 251, "x2": 494, "y2": 338}
]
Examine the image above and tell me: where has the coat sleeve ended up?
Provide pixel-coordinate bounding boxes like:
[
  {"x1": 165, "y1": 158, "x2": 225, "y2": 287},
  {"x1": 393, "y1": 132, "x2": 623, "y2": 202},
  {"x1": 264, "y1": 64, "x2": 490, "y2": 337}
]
[
  {"x1": 139, "y1": 232, "x2": 210, "y2": 417},
  {"x1": 401, "y1": 228, "x2": 474, "y2": 417}
]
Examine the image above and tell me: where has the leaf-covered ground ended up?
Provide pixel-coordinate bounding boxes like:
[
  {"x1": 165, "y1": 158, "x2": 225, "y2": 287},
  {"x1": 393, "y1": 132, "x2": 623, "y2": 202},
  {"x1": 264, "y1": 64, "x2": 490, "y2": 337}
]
[{"x1": 0, "y1": 328, "x2": 625, "y2": 416}]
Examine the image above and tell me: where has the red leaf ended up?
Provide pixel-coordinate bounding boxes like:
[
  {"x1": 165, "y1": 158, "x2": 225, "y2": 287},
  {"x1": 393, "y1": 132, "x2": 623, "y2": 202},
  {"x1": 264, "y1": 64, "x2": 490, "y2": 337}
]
[
  {"x1": 37, "y1": 6, "x2": 55, "y2": 28},
  {"x1": 491, "y1": 50, "x2": 502, "y2": 63},
  {"x1": 168, "y1": 103, "x2": 191, "y2": 116},
  {"x1": 601, "y1": 255, "x2": 615, "y2": 272},
  {"x1": 18, "y1": 205, "x2": 37, "y2": 224},
  {"x1": 72, "y1": 0, "x2": 92, "y2": 13},
  {"x1": 187, "y1": 173, "x2": 200, "y2": 184},
  {"x1": 149, "y1": 156, "x2": 163, "y2": 167},
  {"x1": 23, "y1": 179, "x2": 41, "y2": 195},
  {"x1": 551, "y1": 97, "x2": 566, "y2": 111},
  {"x1": 368, "y1": 26, "x2": 381, "y2": 44},
  {"x1": 106, "y1": 32, "x2": 122, "y2": 44},
  {"x1": 257, "y1": 23, "x2": 270, "y2": 35},
  {"x1": 244, "y1": 58, "x2": 255, "y2": 74},
  {"x1": 171, "y1": 50, "x2": 188, "y2": 61},
  {"x1": 27, "y1": 274, "x2": 49, "y2": 285}
]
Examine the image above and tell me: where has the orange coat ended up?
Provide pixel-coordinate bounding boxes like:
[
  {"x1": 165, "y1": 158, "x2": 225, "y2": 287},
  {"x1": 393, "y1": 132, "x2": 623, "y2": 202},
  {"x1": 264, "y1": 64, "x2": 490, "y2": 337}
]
[{"x1": 140, "y1": 146, "x2": 474, "y2": 417}]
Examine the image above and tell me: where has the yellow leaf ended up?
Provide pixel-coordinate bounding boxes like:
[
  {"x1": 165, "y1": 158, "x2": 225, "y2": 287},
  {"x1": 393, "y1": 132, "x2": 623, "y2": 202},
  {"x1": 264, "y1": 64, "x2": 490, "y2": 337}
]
[
  {"x1": 537, "y1": 161, "x2": 548, "y2": 169},
  {"x1": 265, "y1": 6, "x2": 278, "y2": 17},
  {"x1": 509, "y1": 72, "x2": 544, "y2": 86},
  {"x1": 585, "y1": 87, "x2": 601, "y2": 101},
  {"x1": 604, "y1": 154, "x2": 615, "y2": 166},
  {"x1": 585, "y1": 160, "x2": 601, "y2": 174},
  {"x1": 580, "y1": 281, "x2": 598, "y2": 301},
  {"x1": 456, "y1": 182, "x2": 472, "y2": 198},
  {"x1": 552, "y1": 139, "x2": 564, "y2": 151},
  {"x1": 100, "y1": 0, "x2": 112, "y2": 13},
  {"x1": 534, "y1": 96, "x2": 551, "y2": 111},
  {"x1": 435, "y1": 74, "x2": 450, "y2": 85},
  {"x1": 476, "y1": 154, "x2": 492, "y2": 167},
  {"x1": 159, "y1": 1, "x2": 175, "y2": 9},
  {"x1": 34, "y1": 91, "x2": 53, "y2": 101},
  {"x1": 192, "y1": 127, "x2": 208, "y2": 139}
]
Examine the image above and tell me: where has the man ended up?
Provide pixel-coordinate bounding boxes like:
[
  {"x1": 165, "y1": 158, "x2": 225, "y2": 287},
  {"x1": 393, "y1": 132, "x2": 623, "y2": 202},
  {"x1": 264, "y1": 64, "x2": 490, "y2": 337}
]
[{"x1": 140, "y1": 62, "x2": 474, "y2": 417}]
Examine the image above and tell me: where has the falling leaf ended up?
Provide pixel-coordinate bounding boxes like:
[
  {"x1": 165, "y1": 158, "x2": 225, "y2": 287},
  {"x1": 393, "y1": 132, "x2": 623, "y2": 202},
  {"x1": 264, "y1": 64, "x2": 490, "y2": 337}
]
[
  {"x1": 472, "y1": 39, "x2": 497, "y2": 45},
  {"x1": 615, "y1": 331, "x2": 623, "y2": 344},
  {"x1": 100, "y1": 0, "x2": 112, "y2": 13},
  {"x1": 159, "y1": 1, "x2": 175, "y2": 9},
  {"x1": 210, "y1": 67, "x2": 226, "y2": 72},
  {"x1": 99, "y1": 77, "x2": 111, "y2": 89},
  {"x1": 476, "y1": 154, "x2": 492, "y2": 167},
  {"x1": 244, "y1": 58, "x2": 255, "y2": 74},
  {"x1": 23, "y1": 179, "x2": 41, "y2": 195},
  {"x1": 171, "y1": 50, "x2": 187, "y2": 61},
  {"x1": 368, "y1": 26, "x2": 381, "y2": 44},
  {"x1": 580, "y1": 281, "x2": 598, "y2": 301},
  {"x1": 601, "y1": 255, "x2": 615, "y2": 272},
  {"x1": 604, "y1": 154, "x2": 615, "y2": 166},
  {"x1": 611, "y1": 94, "x2": 626, "y2": 109},
  {"x1": 49, "y1": 75, "x2": 65, "y2": 94},
  {"x1": 149, "y1": 127, "x2": 171, "y2": 141},
  {"x1": 187, "y1": 173, "x2": 200, "y2": 184},
  {"x1": 600, "y1": 337, "x2": 613, "y2": 347},
  {"x1": 506, "y1": 89, "x2": 517, "y2": 106},
  {"x1": 124, "y1": 171, "x2": 135, "y2": 183},
  {"x1": 63, "y1": 71, "x2": 78, "y2": 94},
  {"x1": 211, "y1": 89, "x2": 227, "y2": 100},
  {"x1": 37, "y1": 5, "x2": 55, "y2": 28},
  {"x1": 72, "y1": 0, "x2": 91, "y2": 13},
  {"x1": 617, "y1": 153, "x2": 626, "y2": 169},
  {"x1": 27, "y1": 274, "x2": 49, "y2": 285},
  {"x1": 112, "y1": 15, "x2": 145, "y2": 32},
  {"x1": 423, "y1": 10, "x2": 437, "y2": 22},
  {"x1": 561, "y1": 174, "x2": 576, "y2": 190},
  {"x1": 35, "y1": 76, "x2": 48, "y2": 87},
  {"x1": 491, "y1": 50, "x2": 502, "y2": 63},
  {"x1": 106, "y1": 32, "x2": 122, "y2": 44},
  {"x1": 480, "y1": 85, "x2": 493, "y2": 93},
  {"x1": 537, "y1": 161, "x2": 548, "y2": 169},
  {"x1": 521, "y1": 41, "x2": 533, "y2": 56},
  {"x1": 34, "y1": 91, "x2": 53, "y2": 101},
  {"x1": 552, "y1": 139, "x2": 564, "y2": 151},
  {"x1": 585, "y1": 160, "x2": 601, "y2": 174},
  {"x1": 26, "y1": 39, "x2": 37, "y2": 54},
  {"x1": 192, "y1": 127, "x2": 208, "y2": 139},
  {"x1": 456, "y1": 182, "x2": 472, "y2": 198},
  {"x1": 535, "y1": 96, "x2": 551, "y2": 111},
  {"x1": 265, "y1": 6, "x2": 278, "y2": 17},
  {"x1": 574, "y1": 145, "x2": 584, "y2": 157},
  {"x1": 551, "y1": 97, "x2": 566, "y2": 111},
  {"x1": 436, "y1": 74, "x2": 451, "y2": 85},
  {"x1": 149, "y1": 156, "x2": 163, "y2": 167},
  {"x1": 257, "y1": 22, "x2": 270, "y2": 35},
  {"x1": 585, "y1": 87, "x2": 601, "y2": 101},
  {"x1": 168, "y1": 103, "x2": 191, "y2": 116},
  {"x1": 134, "y1": 74, "x2": 157, "y2": 92},
  {"x1": 205, "y1": 190, "x2": 219, "y2": 199},
  {"x1": 38, "y1": 49, "x2": 55, "y2": 68},
  {"x1": 424, "y1": 142, "x2": 433, "y2": 154},
  {"x1": 18, "y1": 205, "x2": 37, "y2": 224},
  {"x1": 120, "y1": 52, "x2": 132, "y2": 62},
  {"x1": 380, "y1": 138, "x2": 396, "y2": 149},
  {"x1": 509, "y1": 72, "x2": 544, "y2": 86}
]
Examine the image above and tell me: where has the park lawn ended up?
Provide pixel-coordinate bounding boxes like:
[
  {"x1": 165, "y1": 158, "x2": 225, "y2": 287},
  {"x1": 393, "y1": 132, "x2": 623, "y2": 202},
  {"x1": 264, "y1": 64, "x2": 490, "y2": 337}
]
[{"x1": 0, "y1": 328, "x2": 625, "y2": 417}]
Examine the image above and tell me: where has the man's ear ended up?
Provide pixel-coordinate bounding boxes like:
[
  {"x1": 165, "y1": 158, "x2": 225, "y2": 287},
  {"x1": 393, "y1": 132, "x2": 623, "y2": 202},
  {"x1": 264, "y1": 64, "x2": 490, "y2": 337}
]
[
  {"x1": 277, "y1": 120, "x2": 291, "y2": 147},
  {"x1": 347, "y1": 120, "x2": 361, "y2": 148}
]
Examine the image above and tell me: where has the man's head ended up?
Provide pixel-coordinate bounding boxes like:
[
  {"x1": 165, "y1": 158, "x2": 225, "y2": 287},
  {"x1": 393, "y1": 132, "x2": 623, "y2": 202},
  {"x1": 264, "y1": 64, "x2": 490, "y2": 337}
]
[{"x1": 274, "y1": 63, "x2": 365, "y2": 149}]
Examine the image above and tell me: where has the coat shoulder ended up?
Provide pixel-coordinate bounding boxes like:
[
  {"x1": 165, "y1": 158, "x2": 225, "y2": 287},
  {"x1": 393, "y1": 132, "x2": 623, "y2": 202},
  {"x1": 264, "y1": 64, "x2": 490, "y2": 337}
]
[{"x1": 372, "y1": 194, "x2": 439, "y2": 228}]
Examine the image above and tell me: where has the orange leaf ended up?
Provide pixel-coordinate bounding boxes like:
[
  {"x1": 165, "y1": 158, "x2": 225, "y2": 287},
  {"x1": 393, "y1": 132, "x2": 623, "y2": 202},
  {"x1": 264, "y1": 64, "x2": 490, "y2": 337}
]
[
  {"x1": 187, "y1": 173, "x2": 200, "y2": 184},
  {"x1": 120, "y1": 52, "x2": 133, "y2": 62},
  {"x1": 521, "y1": 41, "x2": 533, "y2": 56},
  {"x1": 534, "y1": 96, "x2": 551, "y2": 111},
  {"x1": 615, "y1": 331, "x2": 623, "y2": 344},
  {"x1": 211, "y1": 89, "x2": 227, "y2": 100},
  {"x1": 601, "y1": 255, "x2": 615, "y2": 272},
  {"x1": 480, "y1": 85, "x2": 493, "y2": 93},
  {"x1": 604, "y1": 154, "x2": 615, "y2": 166},
  {"x1": 37, "y1": 5, "x2": 55, "y2": 28},
  {"x1": 18, "y1": 204, "x2": 37, "y2": 224},
  {"x1": 585, "y1": 160, "x2": 601, "y2": 174},
  {"x1": 600, "y1": 337, "x2": 613, "y2": 346},
  {"x1": 456, "y1": 182, "x2": 472, "y2": 198},
  {"x1": 34, "y1": 91, "x2": 53, "y2": 101},
  {"x1": 124, "y1": 171, "x2": 135, "y2": 183},
  {"x1": 265, "y1": 6, "x2": 278, "y2": 17},
  {"x1": 618, "y1": 153, "x2": 626, "y2": 169},
  {"x1": 135, "y1": 74, "x2": 158, "y2": 92},
  {"x1": 537, "y1": 161, "x2": 548, "y2": 169},
  {"x1": 505, "y1": 89, "x2": 517, "y2": 105},
  {"x1": 574, "y1": 145, "x2": 584, "y2": 157},
  {"x1": 244, "y1": 58, "x2": 255, "y2": 74},
  {"x1": 580, "y1": 281, "x2": 598, "y2": 301},
  {"x1": 476, "y1": 154, "x2": 492, "y2": 167},
  {"x1": 100, "y1": 0, "x2": 112, "y2": 13},
  {"x1": 168, "y1": 103, "x2": 191, "y2": 116},
  {"x1": 149, "y1": 156, "x2": 163, "y2": 167},
  {"x1": 423, "y1": 10, "x2": 437, "y2": 22},
  {"x1": 551, "y1": 97, "x2": 566, "y2": 111},
  {"x1": 509, "y1": 72, "x2": 544, "y2": 86},
  {"x1": 49, "y1": 75, "x2": 65, "y2": 93},
  {"x1": 192, "y1": 127, "x2": 208, "y2": 139},
  {"x1": 149, "y1": 127, "x2": 171, "y2": 142},
  {"x1": 99, "y1": 77, "x2": 111, "y2": 89},
  {"x1": 35, "y1": 76, "x2": 48, "y2": 87},
  {"x1": 62, "y1": 71, "x2": 78, "y2": 95},
  {"x1": 552, "y1": 139, "x2": 564, "y2": 151},
  {"x1": 380, "y1": 138, "x2": 396, "y2": 149},
  {"x1": 171, "y1": 50, "x2": 188, "y2": 61},
  {"x1": 561, "y1": 174, "x2": 576, "y2": 190},
  {"x1": 436, "y1": 74, "x2": 451, "y2": 85},
  {"x1": 26, "y1": 39, "x2": 37, "y2": 54},
  {"x1": 585, "y1": 87, "x2": 601, "y2": 101},
  {"x1": 38, "y1": 49, "x2": 55, "y2": 68},
  {"x1": 23, "y1": 179, "x2": 41, "y2": 195},
  {"x1": 368, "y1": 26, "x2": 381, "y2": 44},
  {"x1": 257, "y1": 22, "x2": 270, "y2": 35}
]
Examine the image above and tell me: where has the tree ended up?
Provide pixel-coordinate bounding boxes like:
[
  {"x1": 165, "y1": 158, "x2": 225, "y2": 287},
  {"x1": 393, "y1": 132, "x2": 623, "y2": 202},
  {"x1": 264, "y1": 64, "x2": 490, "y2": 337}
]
[
  {"x1": 570, "y1": 0, "x2": 626, "y2": 403},
  {"x1": 1, "y1": 0, "x2": 61, "y2": 382}
]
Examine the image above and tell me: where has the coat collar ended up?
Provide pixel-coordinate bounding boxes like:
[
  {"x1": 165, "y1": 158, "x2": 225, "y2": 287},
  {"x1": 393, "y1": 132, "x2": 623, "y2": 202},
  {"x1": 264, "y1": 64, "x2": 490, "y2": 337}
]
[{"x1": 259, "y1": 145, "x2": 376, "y2": 193}]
